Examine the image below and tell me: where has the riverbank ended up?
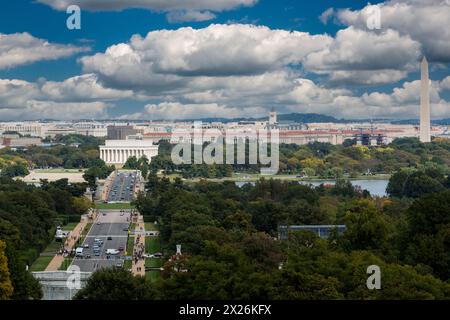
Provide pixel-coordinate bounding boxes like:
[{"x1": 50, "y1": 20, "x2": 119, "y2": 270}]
[{"x1": 163, "y1": 173, "x2": 391, "y2": 183}]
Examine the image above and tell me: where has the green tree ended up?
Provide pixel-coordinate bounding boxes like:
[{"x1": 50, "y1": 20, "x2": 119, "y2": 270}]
[
  {"x1": 342, "y1": 199, "x2": 392, "y2": 252},
  {"x1": 403, "y1": 190, "x2": 450, "y2": 280},
  {"x1": 0, "y1": 164, "x2": 29, "y2": 178},
  {"x1": 74, "y1": 268, "x2": 156, "y2": 300}
]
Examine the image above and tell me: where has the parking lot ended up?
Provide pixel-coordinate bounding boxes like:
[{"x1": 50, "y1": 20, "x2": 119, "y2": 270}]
[
  {"x1": 107, "y1": 171, "x2": 138, "y2": 202},
  {"x1": 71, "y1": 210, "x2": 132, "y2": 272}
]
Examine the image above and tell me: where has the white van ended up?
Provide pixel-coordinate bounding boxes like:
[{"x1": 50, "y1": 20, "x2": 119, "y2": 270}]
[
  {"x1": 75, "y1": 247, "x2": 84, "y2": 257},
  {"x1": 106, "y1": 249, "x2": 119, "y2": 255}
]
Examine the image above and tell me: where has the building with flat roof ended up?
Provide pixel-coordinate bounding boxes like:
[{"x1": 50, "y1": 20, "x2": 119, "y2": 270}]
[
  {"x1": 99, "y1": 139, "x2": 159, "y2": 165},
  {"x1": 1, "y1": 135, "x2": 42, "y2": 148},
  {"x1": 107, "y1": 125, "x2": 141, "y2": 140},
  {"x1": 73, "y1": 122, "x2": 107, "y2": 137},
  {"x1": 278, "y1": 225, "x2": 346, "y2": 240}
]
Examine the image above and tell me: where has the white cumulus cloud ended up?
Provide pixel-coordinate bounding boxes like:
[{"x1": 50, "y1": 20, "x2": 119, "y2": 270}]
[
  {"x1": 37, "y1": 0, "x2": 258, "y2": 22},
  {"x1": 0, "y1": 32, "x2": 89, "y2": 70}
]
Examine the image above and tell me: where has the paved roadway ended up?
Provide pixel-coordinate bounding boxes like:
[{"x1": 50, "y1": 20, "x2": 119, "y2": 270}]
[
  {"x1": 107, "y1": 171, "x2": 137, "y2": 202},
  {"x1": 72, "y1": 210, "x2": 132, "y2": 272}
]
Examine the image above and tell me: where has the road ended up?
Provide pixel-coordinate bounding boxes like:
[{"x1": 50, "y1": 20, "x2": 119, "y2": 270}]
[
  {"x1": 107, "y1": 171, "x2": 138, "y2": 202},
  {"x1": 71, "y1": 210, "x2": 132, "y2": 272}
]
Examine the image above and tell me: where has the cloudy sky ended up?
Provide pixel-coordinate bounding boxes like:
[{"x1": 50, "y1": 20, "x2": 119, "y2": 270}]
[{"x1": 0, "y1": 0, "x2": 449, "y2": 121}]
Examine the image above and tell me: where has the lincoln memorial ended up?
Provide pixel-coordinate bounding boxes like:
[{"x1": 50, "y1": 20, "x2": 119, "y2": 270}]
[{"x1": 99, "y1": 139, "x2": 159, "y2": 165}]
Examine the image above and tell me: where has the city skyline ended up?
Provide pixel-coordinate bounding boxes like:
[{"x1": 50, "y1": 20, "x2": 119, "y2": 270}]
[{"x1": 0, "y1": 0, "x2": 449, "y2": 121}]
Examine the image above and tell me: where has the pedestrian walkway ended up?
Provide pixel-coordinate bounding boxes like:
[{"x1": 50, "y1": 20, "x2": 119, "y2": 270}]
[
  {"x1": 131, "y1": 215, "x2": 146, "y2": 276},
  {"x1": 45, "y1": 211, "x2": 97, "y2": 271}
]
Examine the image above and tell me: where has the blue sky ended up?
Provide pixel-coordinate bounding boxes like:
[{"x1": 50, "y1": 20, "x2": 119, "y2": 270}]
[
  {"x1": 0, "y1": 0, "x2": 381, "y2": 81},
  {"x1": 0, "y1": 0, "x2": 449, "y2": 120}
]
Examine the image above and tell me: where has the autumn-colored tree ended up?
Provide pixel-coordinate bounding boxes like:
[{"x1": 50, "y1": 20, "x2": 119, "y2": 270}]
[{"x1": 0, "y1": 240, "x2": 13, "y2": 300}]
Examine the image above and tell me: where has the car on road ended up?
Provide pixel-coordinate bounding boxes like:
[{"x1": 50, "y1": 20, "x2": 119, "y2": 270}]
[
  {"x1": 123, "y1": 227, "x2": 129, "y2": 231},
  {"x1": 97, "y1": 222, "x2": 101, "y2": 225},
  {"x1": 107, "y1": 236, "x2": 112, "y2": 240},
  {"x1": 83, "y1": 244, "x2": 89, "y2": 248},
  {"x1": 106, "y1": 249, "x2": 119, "y2": 255},
  {"x1": 153, "y1": 252, "x2": 163, "y2": 258},
  {"x1": 94, "y1": 251, "x2": 100, "y2": 256},
  {"x1": 118, "y1": 246, "x2": 124, "y2": 251}
]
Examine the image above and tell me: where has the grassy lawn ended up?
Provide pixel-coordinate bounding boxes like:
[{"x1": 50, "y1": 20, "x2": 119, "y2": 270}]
[
  {"x1": 81, "y1": 223, "x2": 92, "y2": 237},
  {"x1": 62, "y1": 222, "x2": 79, "y2": 231},
  {"x1": 58, "y1": 257, "x2": 74, "y2": 271},
  {"x1": 35, "y1": 168, "x2": 85, "y2": 173},
  {"x1": 29, "y1": 256, "x2": 53, "y2": 272},
  {"x1": 123, "y1": 259, "x2": 132, "y2": 271},
  {"x1": 145, "y1": 271, "x2": 160, "y2": 282},
  {"x1": 95, "y1": 202, "x2": 135, "y2": 210},
  {"x1": 145, "y1": 258, "x2": 162, "y2": 282},
  {"x1": 145, "y1": 222, "x2": 157, "y2": 231},
  {"x1": 126, "y1": 235, "x2": 134, "y2": 256},
  {"x1": 145, "y1": 258, "x2": 162, "y2": 268},
  {"x1": 145, "y1": 237, "x2": 160, "y2": 253},
  {"x1": 42, "y1": 240, "x2": 65, "y2": 254},
  {"x1": 77, "y1": 223, "x2": 93, "y2": 244}
]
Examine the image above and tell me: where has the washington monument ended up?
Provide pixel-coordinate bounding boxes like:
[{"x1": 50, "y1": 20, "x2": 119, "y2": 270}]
[{"x1": 420, "y1": 56, "x2": 431, "y2": 143}]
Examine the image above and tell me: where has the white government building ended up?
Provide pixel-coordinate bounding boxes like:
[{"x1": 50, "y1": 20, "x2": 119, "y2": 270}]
[{"x1": 99, "y1": 140, "x2": 159, "y2": 165}]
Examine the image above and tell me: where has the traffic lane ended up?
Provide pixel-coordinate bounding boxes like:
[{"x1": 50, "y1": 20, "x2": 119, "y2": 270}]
[
  {"x1": 72, "y1": 212, "x2": 131, "y2": 272},
  {"x1": 97, "y1": 210, "x2": 131, "y2": 223},
  {"x1": 82, "y1": 223, "x2": 129, "y2": 255},
  {"x1": 72, "y1": 256, "x2": 124, "y2": 272},
  {"x1": 107, "y1": 173, "x2": 137, "y2": 201},
  {"x1": 72, "y1": 234, "x2": 128, "y2": 272}
]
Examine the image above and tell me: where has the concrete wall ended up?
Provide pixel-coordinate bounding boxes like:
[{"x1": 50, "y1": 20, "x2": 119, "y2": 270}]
[{"x1": 32, "y1": 271, "x2": 91, "y2": 300}]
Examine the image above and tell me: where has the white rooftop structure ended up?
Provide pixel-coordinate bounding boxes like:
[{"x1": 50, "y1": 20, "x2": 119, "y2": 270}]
[{"x1": 99, "y1": 139, "x2": 159, "y2": 165}]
